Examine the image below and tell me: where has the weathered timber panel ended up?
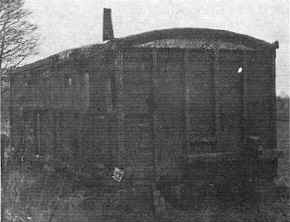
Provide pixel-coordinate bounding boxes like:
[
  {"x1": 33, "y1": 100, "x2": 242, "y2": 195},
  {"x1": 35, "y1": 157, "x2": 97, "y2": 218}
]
[
  {"x1": 38, "y1": 110, "x2": 55, "y2": 156},
  {"x1": 123, "y1": 49, "x2": 152, "y2": 113},
  {"x1": 247, "y1": 52, "x2": 274, "y2": 149},
  {"x1": 124, "y1": 117, "x2": 153, "y2": 181},
  {"x1": 90, "y1": 115, "x2": 112, "y2": 163},
  {"x1": 153, "y1": 49, "x2": 184, "y2": 178},
  {"x1": 59, "y1": 64, "x2": 89, "y2": 111},
  {"x1": 11, "y1": 71, "x2": 36, "y2": 108},
  {"x1": 50, "y1": 70, "x2": 64, "y2": 108},
  {"x1": 185, "y1": 51, "x2": 215, "y2": 153},
  {"x1": 11, "y1": 62, "x2": 89, "y2": 111},
  {"x1": 22, "y1": 110, "x2": 37, "y2": 154},
  {"x1": 89, "y1": 56, "x2": 109, "y2": 113},
  {"x1": 120, "y1": 49, "x2": 154, "y2": 182},
  {"x1": 215, "y1": 51, "x2": 243, "y2": 152}
]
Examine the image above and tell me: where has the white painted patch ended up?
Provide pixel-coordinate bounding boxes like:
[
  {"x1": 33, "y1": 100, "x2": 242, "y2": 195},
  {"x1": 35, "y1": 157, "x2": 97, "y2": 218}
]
[
  {"x1": 237, "y1": 67, "x2": 243, "y2": 73},
  {"x1": 112, "y1": 167, "x2": 124, "y2": 182}
]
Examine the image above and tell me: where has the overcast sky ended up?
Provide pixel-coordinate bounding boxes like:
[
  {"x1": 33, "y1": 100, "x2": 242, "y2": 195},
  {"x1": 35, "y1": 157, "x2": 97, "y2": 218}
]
[{"x1": 25, "y1": 0, "x2": 289, "y2": 95}]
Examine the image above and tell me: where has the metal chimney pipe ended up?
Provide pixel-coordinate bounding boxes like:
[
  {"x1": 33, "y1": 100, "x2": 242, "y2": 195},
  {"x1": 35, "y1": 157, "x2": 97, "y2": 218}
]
[{"x1": 103, "y1": 8, "x2": 114, "y2": 41}]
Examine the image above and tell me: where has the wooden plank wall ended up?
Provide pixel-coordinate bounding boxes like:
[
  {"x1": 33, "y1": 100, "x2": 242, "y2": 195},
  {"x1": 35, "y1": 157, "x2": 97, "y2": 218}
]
[
  {"x1": 153, "y1": 49, "x2": 185, "y2": 179},
  {"x1": 113, "y1": 47, "x2": 277, "y2": 181},
  {"x1": 10, "y1": 46, "x2": 277, "y2": 183},
  {"x1": 11, "y1": 61, "x2": 90, "y2": 111},
  {"x1": 185, "y1": 50, "x2": 215, "y2": 154},
  {"x1": 247, "y1": 50, "x2": 275, "y2": 150},
  {"x1": 10, "y1": 59, "x2": 91, "y2": 164},
  {"x1": 117, "y1": 48, "x2": 154, "y2": 183},
  {"x1": 215, "y1": 50, "x2": 244, "y2": 152}
]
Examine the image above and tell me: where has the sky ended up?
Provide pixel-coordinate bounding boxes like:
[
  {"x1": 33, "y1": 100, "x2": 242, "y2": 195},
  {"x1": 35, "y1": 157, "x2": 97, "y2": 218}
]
[{"x1": 24, "y1": 0, "x2": 289, "y2": 95}]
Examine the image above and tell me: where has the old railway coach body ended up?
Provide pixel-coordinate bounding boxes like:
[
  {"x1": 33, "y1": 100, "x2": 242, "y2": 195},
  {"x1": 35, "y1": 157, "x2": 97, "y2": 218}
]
[{"x1": 10, "y1": 11, "x2": 280, "y2": 191}]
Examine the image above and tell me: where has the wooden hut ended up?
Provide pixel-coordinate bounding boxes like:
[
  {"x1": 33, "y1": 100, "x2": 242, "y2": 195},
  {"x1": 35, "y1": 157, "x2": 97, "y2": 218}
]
[{"x1": 10, "y1": 9, "x2": 280, "y2": 201}]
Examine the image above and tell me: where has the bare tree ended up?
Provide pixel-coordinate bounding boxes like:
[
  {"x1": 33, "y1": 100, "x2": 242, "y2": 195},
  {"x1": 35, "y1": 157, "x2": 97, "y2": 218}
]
[
  {"x1": 0, "y1": 0, "x2": 38, "y2": 101},
  {"x1": 0, "y1": 0, "x2": 38, "y2": 139},
  {"x1": 0, "y1": 0, "x2": 38, "y2": 70}
]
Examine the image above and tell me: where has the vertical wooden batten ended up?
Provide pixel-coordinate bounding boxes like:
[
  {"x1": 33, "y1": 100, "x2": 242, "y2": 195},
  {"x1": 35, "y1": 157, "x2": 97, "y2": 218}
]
[
  {"x1": 151, "y1": 49, "x2": 158, "y2": 182},
  {"x1": 213, "y1": 48, "x2": 220, "y2": 151},
  {"x1": 271, "y1": 49, "x2": 277, "y2": 150},
  {"x1": 209, "y1": 50, "x2": 217, "y2": 149},
  {"x1": 115, "y1": 50, "x2": 125, "y2": 166},
  {"x1": 183, "y1": 49, "x2": 190, "y2": 155},
  {"x1": 271, "y1": 48, "x2": 278, "y2": 177},
  {"x1": 241, "y1": 51, "x2": 248, "y2": 146},
  {"x1": 53, "y1": 110, "x2": 57, "y2": 157}
]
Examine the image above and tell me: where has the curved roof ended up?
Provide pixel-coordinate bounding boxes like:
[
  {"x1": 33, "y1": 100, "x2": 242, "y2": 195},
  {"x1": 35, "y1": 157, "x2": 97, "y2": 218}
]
[
  {"x1": 112, "y1": 28, "x2": 276, "y2": 50},
  {"x1": 13, "y1": 28, "x2": 277, "y2": 73}
]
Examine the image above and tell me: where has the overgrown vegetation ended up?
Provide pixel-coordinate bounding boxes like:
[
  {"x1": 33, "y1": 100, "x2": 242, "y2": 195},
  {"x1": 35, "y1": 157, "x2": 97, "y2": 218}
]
[
  {"x1": 2, "y1": 151, "x2": 155, "y2": 222},
  {"x1": 2, "y1": 96, "x2": 290, "y2": 221}
]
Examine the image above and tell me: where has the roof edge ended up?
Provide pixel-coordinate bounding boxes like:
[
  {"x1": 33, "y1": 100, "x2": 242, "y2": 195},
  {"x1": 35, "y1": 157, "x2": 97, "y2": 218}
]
[
  {"x1": 113, "y1": 28, "x2": 274, "y2": 49},
  {"x1": 11, "y1": 43, "x2": 105, "y2": 74}
]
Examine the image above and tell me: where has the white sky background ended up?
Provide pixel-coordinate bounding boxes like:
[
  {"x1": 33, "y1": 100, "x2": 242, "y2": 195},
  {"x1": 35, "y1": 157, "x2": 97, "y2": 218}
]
[{"x1": 25, "y1": 0, "x2": 290, "y2": 95}]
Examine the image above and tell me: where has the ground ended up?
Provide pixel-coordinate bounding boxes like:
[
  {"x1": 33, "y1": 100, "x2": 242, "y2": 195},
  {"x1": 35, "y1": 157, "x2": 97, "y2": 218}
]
[{"x1": 3, "y1": 117, "x2": 290, "y2": 222}]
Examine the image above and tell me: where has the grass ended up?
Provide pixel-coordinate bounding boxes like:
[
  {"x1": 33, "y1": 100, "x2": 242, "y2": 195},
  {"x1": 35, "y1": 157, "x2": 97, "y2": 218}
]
[
  {"x1": 3, "y1": 165, "x2": 289, "y2": 222},
  {"x1": 2, "y1": 118, "x2": 289, "y2": 222}
]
